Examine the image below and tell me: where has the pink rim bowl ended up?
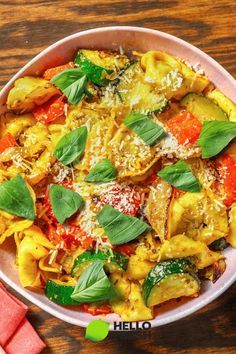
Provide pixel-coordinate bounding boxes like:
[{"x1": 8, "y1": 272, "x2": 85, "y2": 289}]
[{"x1": 0, "y1": 26, "x2": 235, "y2": 330}]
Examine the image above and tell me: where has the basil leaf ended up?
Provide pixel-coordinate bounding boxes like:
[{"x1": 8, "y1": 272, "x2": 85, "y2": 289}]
[
  {"x1": 0, "y1": 174, "x2": 35, "y2": 220},
  {"x1": 54, "y1": 126, "x2": 87, "y2": 165},
  {"x1": 51, "y1": 68, "x2": 91, "y2": 105},
  {"x1": 96, "y1": 204, "x2": 149, "y2": 245},
  {"x1": 49, "y1": 184, "x2": 83, "y2": 224},
  {"x1": 124, "y1": 112, "x2": 166, "y2": 145},
  {"x1": 75, "y1": 51, "x2": 113, "y2": 86},
  {"x1": 71, "y1": 260, "x2": 116, "y2": 303},
  {"x1": 197, "y1": 121, "x2": 236, "y2": 158},
  {"x1": 158, "y1": 160, "x2": 201, "y2": 192},
  {"x1": 85, "y1": 159, "x2": 116, "y2": 183}
]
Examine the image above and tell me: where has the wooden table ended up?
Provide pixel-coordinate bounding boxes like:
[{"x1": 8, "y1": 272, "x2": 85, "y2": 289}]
[{"x1": 1, "y1": 0, "x2": 236, "y2": 353}]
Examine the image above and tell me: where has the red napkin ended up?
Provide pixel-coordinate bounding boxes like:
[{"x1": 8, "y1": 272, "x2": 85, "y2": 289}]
[
  {"x1": 5, "y1": 319, "x2": 46, "y2": 354},
  {"x1": 0, "y1": 283, "x2": 45, "y2": 354},
  {"x1": 0, "y1": 284, "x2": 27, "y2": 346}
]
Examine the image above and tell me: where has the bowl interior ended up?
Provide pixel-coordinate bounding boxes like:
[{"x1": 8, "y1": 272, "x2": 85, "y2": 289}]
[{"x1": 0, "y1": 26, "x2": 236, "y2": 329}]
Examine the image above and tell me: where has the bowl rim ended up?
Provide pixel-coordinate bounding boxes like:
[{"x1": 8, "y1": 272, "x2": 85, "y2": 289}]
[{"x1": 0, "y1": 25, "x2": 236, "y2": 329}]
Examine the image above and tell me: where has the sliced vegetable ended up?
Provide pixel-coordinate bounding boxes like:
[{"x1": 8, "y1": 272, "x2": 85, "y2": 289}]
[
  {"x1": 113, "y1": 244, "x2": 135, "y2": 257},
  {"x1": 45, "y1": 279, "x2": 77, "y2": 305},
  {"x1": 215, "y1": 153, "x2": 236, "y2": 206},
  {"x1": 117, "y1": 62, "x2": 167, "y2": 113},
  {"x1": 7, "y1": 76, "x2": 58, "y2": 113},
  {"x1": 207, "y1": 88, "x2": 236, "y2": 122},
  {"x1": 85, "y1": 159, "x2": 116, "y2": 183},
  {"x1": 166, "y1": 111, "x2": 202, "y2": 145},
  {"x1": 96, "y1": 204, "x2": 149, "y2": 245},
  {"x1": 158, "y1": 160, "x2": 201, "y2": 192},
  {"x1": 71, "y1": 249, "x2": 129, "y2": 277},
  {"x1": 197, "y1": 121, "x2": 236, "y2": 158},
  {"x1": 71, "y1": 260, "x2": 116, "y2": 303},
  {"x1": 181, "y1": 93, "x2": 227, "y2": 122},
  {"x1": 210, "y1": 237, "x2": 229, "y2": 251},
  {"x1": 124, "y1": 112, "x2": 166, "y2": 145},
  {"x1": 47, "y1": 223, "x2": 92, "y2": 250},
  {"x1": 49, "y1": 184, "x2": 83, "y2": 224},
  {"x1": 75, "y1": 50, "x2": 114, "y2": 86},
  {"x1": 0, "y1": 133, "x2": 18, "y2": 152},
  {"x1": 198, "y1": 259, "x2": 226, "y2": 283},
  {"x1": 43, "y1": 62, "x2": 75, "y2": 80},
  {"x1": 54, "y1": 126, "x2": 87, "y2": 165},
  {"x1": 32, "y1": 95, "x2": 65, "y2": 124},
  {"x1": 51, "y1": 68, "x2": 91, "y2": 105},
  {"x1": 142, "y1": 258, "x2": 199, "y2": 307},
  {"x1": 82, "y1": 303, "x2": 113, "y2": 315},
  {"x1": 0, "y1": 174, "x2": 35, "y2": 220}
]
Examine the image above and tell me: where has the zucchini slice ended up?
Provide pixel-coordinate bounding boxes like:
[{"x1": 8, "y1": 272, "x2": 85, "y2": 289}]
[
  {"x1": 210, "y1": 237, "x2": 229, "y2": 251},
  {"x1": 142, "y1": 258, "x2": 199, "y2": 307},
  {"x1": 71, "y1": 249, "x2": 129, "y2": 277},
  {"x1": 181, "y1": 93, "x2": 227, "y2": 122},
  {"x1": 45, "y1": 280, "x2": 77, "y2": 305},
  {"x1": 206, "y1": 89, "x2": 236, "y2": 122},
  {"x1": 117, "y1": 62, "x2": 167, "y2": 114}
]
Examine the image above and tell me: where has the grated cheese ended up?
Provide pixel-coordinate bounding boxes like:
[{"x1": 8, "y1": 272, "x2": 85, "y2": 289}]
[
  {"x1": 160, "y1": 69, "x2": 183, "y2": 91},
  {"x1": 12, "y1": 152, "x2": 33, "y2": 172},
  {"x1": 160, "y1": 133, "x2": 201, "y2": 159}
]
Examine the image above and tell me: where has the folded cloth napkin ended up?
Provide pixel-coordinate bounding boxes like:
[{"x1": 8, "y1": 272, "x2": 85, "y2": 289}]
[{"x1": 0, "y1": 282, "x2": 45, "y2": 354}]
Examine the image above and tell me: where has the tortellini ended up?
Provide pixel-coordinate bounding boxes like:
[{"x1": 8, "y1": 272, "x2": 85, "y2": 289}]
[
  {"x1": 7, "y1": 77, "x2": 58, "y2": 113},
  {"x1": 168, "y1": 189, "x2": 228, "y2": 245},
  {"x1": 158, "y1": 234, "x2": 223, "y2": 269},
  {"x1": 141, "y1": 51, "x2": 209, "y2": 99}
]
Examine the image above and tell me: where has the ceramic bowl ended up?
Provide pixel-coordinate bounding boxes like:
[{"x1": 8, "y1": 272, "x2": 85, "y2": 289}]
[{"x1": 0, "y1": 26, "x2": 235, "y2": 329}]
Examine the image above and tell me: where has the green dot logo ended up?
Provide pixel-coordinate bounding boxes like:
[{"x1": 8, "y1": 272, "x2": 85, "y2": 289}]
[{"x1": 85, "y1": 319, "x2": 110, "y2": 342}]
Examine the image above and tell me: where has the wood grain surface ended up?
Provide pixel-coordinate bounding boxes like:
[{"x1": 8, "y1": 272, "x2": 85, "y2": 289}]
[{"x1": 0, "y1": 0, "x2": 236, "y2": 353}]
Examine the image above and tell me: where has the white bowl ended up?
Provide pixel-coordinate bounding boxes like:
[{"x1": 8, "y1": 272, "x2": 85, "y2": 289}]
[{"x1": 0, "y1": 26, "x2": 236, "y2": 329}]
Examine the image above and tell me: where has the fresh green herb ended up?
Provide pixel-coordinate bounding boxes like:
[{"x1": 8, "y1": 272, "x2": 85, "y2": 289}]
[
  {"x1": 158, "y1": 160, "x2": 201, "y2": 192},
  {"x1": 197, "y1": 121, "x2": 236, "y2": 158},
  {"x1": 49, "y1": 184, "x2": 83, "y2": 224},
  {"x1": 54, "y1": 126, "x2": 87, "y2": 165},
  {"x1": 96, "y1": 204, "x2": 149, "y2": 245},
  {"x1": 85, "y1": 159, "x2": 116, "y2": 183},
  {"x1": 124, "y1": 112, "x2": 166, "y2": 145},
  {"x1": 0, "y1": 174, "x2": 35, "y2": 220},
  {"x1": 74, "y1": 51, "x2": 113, "y2": 86},
  {"x1": 71, "y1": 249, "x2": 129, "y2": 277},
  {"x1": 71, "y1": 260, "x2": 116, "y2": 303},
  {"x1": 51, "y1": 68, "x2": 91, "y2": 105}
]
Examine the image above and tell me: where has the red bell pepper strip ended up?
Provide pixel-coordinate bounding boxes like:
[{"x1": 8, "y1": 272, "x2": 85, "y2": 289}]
[
  {"x1": 166, "y1": 111, "x2": 202, "y2": 145},
  {"x1": 32, "y1": 95, "x2": 65, "y2": 124},
  {"x1": 215, "y1": 153, "x2": 236, "y2": 207},
  {"x1": 113, "y1": 244, "x2": 135, "y2": 257},
  {"x1": 147, "y1": 174, "x2": 157, "y2": 185},
  {"x1": 82, "y1": 304, "x2": 113, "y2": 316},
  {"x1": 0, "y1": 133, "x2": 18, "y2": 153},
  {"x1": 46, "y1": 223, "x2": 93, "y2": 250},
  {"x1": 43, "y1": 62, "x2": 75, "y2": 80}
]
